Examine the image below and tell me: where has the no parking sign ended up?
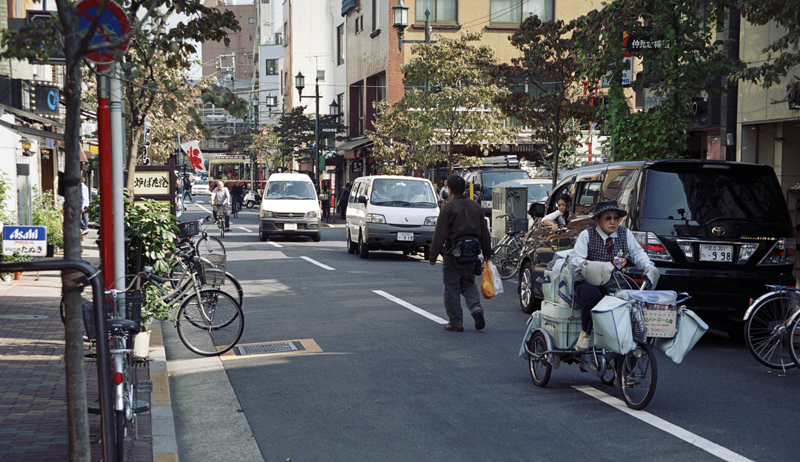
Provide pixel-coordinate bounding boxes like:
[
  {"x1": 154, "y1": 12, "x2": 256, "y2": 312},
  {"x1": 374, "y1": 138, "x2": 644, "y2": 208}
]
[{"x1": 76, "y1": 0, "x2": 130, "y2": 64}]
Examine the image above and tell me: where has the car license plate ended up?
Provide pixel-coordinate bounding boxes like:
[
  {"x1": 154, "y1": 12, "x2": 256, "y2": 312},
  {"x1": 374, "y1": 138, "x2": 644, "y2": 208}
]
[
  {"x1": 397, "y1": 232, "x2": 414, "y2": 241},
  {"x1": 699, "y1": 244, "x2": 732, "y2": 262},
  {"x1": 284, "y1": 223, "x2": 297, "y2": 231}
]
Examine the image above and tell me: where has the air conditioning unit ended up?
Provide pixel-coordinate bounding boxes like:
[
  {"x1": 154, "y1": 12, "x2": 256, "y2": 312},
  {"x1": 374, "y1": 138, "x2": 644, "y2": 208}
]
[{"x1": 274, "y1": 33, "x2": 283, "y2": 45}]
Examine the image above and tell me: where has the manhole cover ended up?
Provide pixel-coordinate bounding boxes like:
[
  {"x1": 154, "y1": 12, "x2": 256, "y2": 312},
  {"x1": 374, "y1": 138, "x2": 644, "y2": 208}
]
[
  {"x1": 0, "y1": 314, "x2": 49, "y2": 320},
  {"x1": 234, "y1": 341, "x2": 304, "y2": 356}
]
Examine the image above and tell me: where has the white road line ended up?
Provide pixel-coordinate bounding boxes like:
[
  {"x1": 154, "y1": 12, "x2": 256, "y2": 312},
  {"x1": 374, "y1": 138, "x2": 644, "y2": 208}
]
[
  {"x1": 237, "y1": 227, "x2": 251, "y2": 233},
  {"x1": 573, "y1": 386, "x2": 754, "y2": 462},
  {"x1": 268, "y1": 241, "x2": 283, "y2": 248},
  {"x1": 373, "y1": 290, "x2": 448, "y2": 325},
  {"x1": 300, "y1": 256, "x2": 335, "y2": 270}
]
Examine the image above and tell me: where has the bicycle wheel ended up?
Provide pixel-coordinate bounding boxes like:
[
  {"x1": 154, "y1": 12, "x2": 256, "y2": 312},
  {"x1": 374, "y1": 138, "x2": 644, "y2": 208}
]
[
  {"x1": 219, "y1": 221, "x2": 225, "y2": 238},
  {"x1": 788, "y1": 313, "x2": 800, "y2": 368},
  {"x1": 176, "y1": 289, "x2": 244, "y2": 356},
  {"x1": 205, "y1": 272, "x2": 244, "y2": 308},
  {"x1": 618, "y1": 340, "x2": 657, "y2": 410},
  {"x1": 527, "y1": 331, "x2": 552, "y2": 387},
  {"x1": 744, "y1": 291, "x2": 797, "y2": 369},
  {"x1": 491, "y1": 243, "x2": 520, "y2": 280},
  {"x1": 195, "y1": 236, "x2": 225, "y2": 256}
]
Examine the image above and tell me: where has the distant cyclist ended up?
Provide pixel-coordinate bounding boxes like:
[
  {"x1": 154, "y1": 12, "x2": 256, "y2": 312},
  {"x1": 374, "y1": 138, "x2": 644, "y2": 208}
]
[
  {"x1": 211, "y1": 180, "x2": 231, "y2": 232},
  {"x1": 231, "y1": 181, "x2": 245, "y2": 214}
]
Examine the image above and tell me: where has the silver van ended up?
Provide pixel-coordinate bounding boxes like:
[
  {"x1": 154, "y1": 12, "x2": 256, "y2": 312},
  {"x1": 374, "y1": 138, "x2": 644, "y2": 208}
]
[{"x1": 345, "y1": 176, "x2": 439, "y2": 259}]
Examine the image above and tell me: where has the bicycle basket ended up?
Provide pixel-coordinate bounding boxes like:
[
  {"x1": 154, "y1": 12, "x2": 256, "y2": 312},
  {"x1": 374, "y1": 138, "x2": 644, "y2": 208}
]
[
  {"x1": 177, "y1": 221, "x2": 199, "y2": 238},
  {"x1": 199, "y1": 254, "x2": 227, "y2": 286}
]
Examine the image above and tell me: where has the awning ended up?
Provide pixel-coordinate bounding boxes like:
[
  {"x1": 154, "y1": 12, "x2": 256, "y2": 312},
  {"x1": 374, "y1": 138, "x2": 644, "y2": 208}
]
[
  {"x1": 0, "y1": 118, "x2": 64, "y2": 141},
  {"x1": 335, "y1": 137, "x2": 372, "y2": 152},
  {"x1": 0, "y1": 102, "x2": 64, "y2": 129}
]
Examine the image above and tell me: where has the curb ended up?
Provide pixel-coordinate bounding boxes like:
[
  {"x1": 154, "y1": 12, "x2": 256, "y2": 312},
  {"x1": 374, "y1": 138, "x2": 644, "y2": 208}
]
[{"x1": 148, "y1": 321, "x2": 179, "y2": 462}]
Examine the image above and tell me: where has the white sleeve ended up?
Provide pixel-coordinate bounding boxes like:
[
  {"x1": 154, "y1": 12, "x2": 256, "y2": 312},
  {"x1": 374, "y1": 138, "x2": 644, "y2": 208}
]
[
  {"x1": 542, "y1": 210, "x2": 562, "y2": 222},
  {"x1": 626, "y1": 228, "x2": 654, "y2": 268},
  {"x1": 567, "y1": 230, "x2": 591, "y2": 277}
]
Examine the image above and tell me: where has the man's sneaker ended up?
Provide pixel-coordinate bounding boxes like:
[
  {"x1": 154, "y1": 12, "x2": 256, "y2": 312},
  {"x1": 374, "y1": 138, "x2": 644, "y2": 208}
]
[
  {"x1": 81, "y1": 229, "x2": 89, "y2": 235},
  {"x1": 575, "y1": 331, "x2": 591, "y2": 352},
  {"x1": 472, "y1": 311, "x2": 486, "y2": 331}
]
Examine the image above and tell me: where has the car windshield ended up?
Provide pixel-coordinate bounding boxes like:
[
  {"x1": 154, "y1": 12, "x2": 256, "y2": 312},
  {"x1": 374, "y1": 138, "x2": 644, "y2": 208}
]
[
  {"x1": 264, "y1": 181, "x2": 316, "y2": 199},
  {"x1": 641, "y1": 166, "x2": 789, "y2": 223},
  {"x1": 370, "y1": 179, "x2": 437, "y2": 207},
  {"x1": 526, "y1": 184, "x2": 551, "y2": 202}
]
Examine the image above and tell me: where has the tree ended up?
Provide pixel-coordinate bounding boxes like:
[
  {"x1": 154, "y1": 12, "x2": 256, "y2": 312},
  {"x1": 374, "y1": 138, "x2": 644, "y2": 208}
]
[
  {"x1": 372, "y1": 32, "x2": 518, "y2": 176},
  {"x1": 368, "y1": 100, "x2": 440, "y2": 176},
  {"x1": 738, "y1": 0, "x2": 800, "y2": 100},
  {"x1": 574, "y1": 0, "x2": 742, "y2": 160},
  {"x1": 272, "y1": 107, "x2": 344, "y2": 171},
  {"x1": 495, "y1": 16, "x2": 597, "y2": 187},
  {"x1": 1, "y1": 1, "x2": 244, "y2": 457}
]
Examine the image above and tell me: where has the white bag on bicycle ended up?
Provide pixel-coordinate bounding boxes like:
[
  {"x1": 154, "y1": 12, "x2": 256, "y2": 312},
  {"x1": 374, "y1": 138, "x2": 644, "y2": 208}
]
[
  {"x1": 653, "y1": 309, "x2": 708, "y2": 364},
  {"x1": 591, "y1": 296, "x2": 636, "y2": 354}
]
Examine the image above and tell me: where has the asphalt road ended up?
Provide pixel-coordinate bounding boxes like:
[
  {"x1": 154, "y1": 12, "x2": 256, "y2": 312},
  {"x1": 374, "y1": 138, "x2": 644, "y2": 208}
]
[{"x1": 165, "y1": 199, "x2": 800, "y2": 462}]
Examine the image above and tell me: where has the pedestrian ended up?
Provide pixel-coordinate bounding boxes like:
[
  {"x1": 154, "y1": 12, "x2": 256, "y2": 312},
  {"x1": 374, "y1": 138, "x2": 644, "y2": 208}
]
[
  {"x1": 320, "y1": 187, "x2": 331, "y2": 219},
  {"x1": 211, "y1": 180, "x2": 231, "y2": 232},
  {"x1": 429, "y1": 175, "x2": 492, "y2": 332},
  {"x1": 541, "y1": 194, "x2": 572, "y2": 232},
  {"x1": 231, "y1": 181, "x2": 244, "y2": 212},
  {"x1": 439, "y1": 178, "x2": 450, "y2": 202},
  {"x1": 183, "y1": 176, "x2": 193, "y2": 202},
  {"x1": 337, "y1": 183, "x2": 351, "y2": 220},
  {"x1": 568, "y1": 200, "x2": 660, "y2": 351},
  {"x1": 80, "y1": 177, "x2": 89, "y2": 235}
]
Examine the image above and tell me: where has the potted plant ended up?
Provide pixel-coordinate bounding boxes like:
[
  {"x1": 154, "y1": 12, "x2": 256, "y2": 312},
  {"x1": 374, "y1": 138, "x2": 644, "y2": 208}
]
[{"x1": 31, "y1": 189, "x2": 64, "y2": 256}]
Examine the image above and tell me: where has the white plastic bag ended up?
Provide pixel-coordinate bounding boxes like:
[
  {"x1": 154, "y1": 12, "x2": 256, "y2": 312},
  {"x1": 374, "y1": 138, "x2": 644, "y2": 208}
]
[
  {"x1": 488, "y1": 261, "x2": 504, "y2": 295},
  {"x1": 653, "y1": 309, "x2": 708, "y2": 364},
  {"x1": 591, "y1": 296, "x2": 635, "y2": 354}
]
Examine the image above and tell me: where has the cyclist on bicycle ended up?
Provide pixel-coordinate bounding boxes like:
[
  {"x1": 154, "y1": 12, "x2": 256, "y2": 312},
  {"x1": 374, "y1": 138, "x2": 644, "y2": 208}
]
[
  {"x1": 211, "y1": 180, "x2": 231, "y2": 232},
  {"x1": 230, "y1": 181, "x2": 245, "y2": 214}
]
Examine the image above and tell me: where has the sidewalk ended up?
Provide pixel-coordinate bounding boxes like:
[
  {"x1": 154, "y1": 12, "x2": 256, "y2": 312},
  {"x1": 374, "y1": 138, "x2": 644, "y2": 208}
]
[{"x1": 0, "y1": 229, "x2": 175, "y2": 461}]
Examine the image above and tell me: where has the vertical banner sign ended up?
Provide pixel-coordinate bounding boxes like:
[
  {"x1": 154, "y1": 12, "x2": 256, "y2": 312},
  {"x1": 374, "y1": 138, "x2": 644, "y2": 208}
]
[{"x1": 180, "y1": 140, "x2": 207, "y2": 174}]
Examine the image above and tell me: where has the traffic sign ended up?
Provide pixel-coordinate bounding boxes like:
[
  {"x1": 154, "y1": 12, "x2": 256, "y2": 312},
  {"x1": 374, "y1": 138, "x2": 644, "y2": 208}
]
[
  {"x1": 2, "y1": 226, "x2": 47, "y2": 257},
  {"x1": 76, "y1": 0, "x2": 130, "y2": 64}
]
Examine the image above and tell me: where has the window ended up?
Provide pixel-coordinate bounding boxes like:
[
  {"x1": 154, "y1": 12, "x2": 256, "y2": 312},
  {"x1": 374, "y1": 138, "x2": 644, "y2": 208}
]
[
  {"x1": 415, "y1": 0, "x2": 456, "y2": 22},
  {"x1": 265, "y1": 59, "x2": 278, "y2": 75},
  {"x1": 248, "y1": 17, "x2": 255, "y2": 24},
  {"x1": 337, "y1": 24, "x2": 345, "y2": 65},
  {"x1": 355, "y1": 15, "x2": 364, "y2": 33},
  {"x1": 372, "y1": 0, "x2": 379, "y2": 32},
  {"x1": 575, "y1": 181, "x2": 602, "y2": 216},
  {"x1": 490, "y1": 0, "x2": 553, "y2": 23}
]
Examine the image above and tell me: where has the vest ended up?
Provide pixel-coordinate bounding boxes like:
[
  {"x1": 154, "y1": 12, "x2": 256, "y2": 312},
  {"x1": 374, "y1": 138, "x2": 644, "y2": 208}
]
[{"x1": 586, "y1": 226, "x2": 629, "y2": 263}]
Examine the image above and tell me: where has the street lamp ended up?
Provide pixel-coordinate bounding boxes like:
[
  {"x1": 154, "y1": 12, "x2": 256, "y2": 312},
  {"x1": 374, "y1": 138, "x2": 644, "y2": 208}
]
[
  {"x1": 329, "y1": 100, "x2": 340, "y2": 122},
  {"x1": 392, "y1": 1, "x2": 435, "y2": 51},
  {"x1": 295, "y1": 71, "x2": 323, "y2": 185}
]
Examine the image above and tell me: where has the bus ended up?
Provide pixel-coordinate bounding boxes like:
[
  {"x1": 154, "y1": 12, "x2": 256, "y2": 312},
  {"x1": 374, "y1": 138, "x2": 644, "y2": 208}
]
[{"x1": 207, "y1": 155, "x2": 268, "y2": 191}]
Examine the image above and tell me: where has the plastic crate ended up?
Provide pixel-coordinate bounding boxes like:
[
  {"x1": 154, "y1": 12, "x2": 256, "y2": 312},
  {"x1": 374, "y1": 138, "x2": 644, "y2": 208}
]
[
  {"x1": 177, "y1": 221, "x2": 199, "y2": 238},
  {"x1": 540, "y1": 301, "x2": 582, "y2": 349},
  {"x1": 199, "y1": 253, "x2": 226, "y2": 286}
]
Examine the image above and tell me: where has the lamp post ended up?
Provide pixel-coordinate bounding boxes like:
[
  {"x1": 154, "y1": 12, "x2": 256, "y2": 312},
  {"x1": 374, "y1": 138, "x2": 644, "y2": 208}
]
[
  {"x1": 295, "y1": 71, "x2": 322, "y2": 185},
  {"x1": 392, "y1": 1, "x2": 435, "y2": 51}
]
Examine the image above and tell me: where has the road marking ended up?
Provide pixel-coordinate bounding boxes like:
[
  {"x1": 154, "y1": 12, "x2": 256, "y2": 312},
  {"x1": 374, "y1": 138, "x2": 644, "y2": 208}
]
[
  {"x1": 300, "y1": 256, "x2": 335, "y2": 270},
  {"x1": 573, "y1": 386, "x2": 754, "y2": 462},
  {"x1": 237, "y1": 227, "x2": 251, "y2": 233},
  {"x1": 267, "y1": 241, "x2": 282, "y2": 248},
  {"x1": 373, "y1": 290, "x2": 448, "y2": 324}
]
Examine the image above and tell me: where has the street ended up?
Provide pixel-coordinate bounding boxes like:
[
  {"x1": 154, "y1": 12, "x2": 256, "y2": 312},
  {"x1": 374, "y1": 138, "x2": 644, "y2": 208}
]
[{"x1": 164, "y1": 201, "x2": 800, "y2": 462}]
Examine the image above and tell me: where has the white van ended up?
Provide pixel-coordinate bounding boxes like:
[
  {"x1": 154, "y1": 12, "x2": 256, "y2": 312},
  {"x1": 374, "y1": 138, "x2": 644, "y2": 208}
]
[
  {"x1": 345, "y1": 175, "x2": 439, "y2": 259},
  {"x1": 259, "y1": 173, "x2": 322, "y2": 242}
]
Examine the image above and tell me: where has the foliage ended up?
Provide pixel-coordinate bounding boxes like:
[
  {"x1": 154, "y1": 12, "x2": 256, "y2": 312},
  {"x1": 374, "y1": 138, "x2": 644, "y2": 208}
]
[
  {"x1": 368, "y1": 100, "x2": 441, "y2": 176},
  {"x1": 738, "y1": 0, "x2": 800, "y2": 99},
  {"x1": 0, "y1": 171, "x2": 15, "y2": 225},
  {"x1": 123, "y1": 199, "x2": 176, "y2": 275},
  {"x1": 31, "y1": 190, "x2": 64, "y2": 249},
  {"x1": 573, "y1": 0, "x2": 742, "y2": 160},
  {"x1": 495, "y1": 16, "x2": 597, "y2": 187},
  {"x1": 272, "y1": 107, "x2": 345, "y2": 168},
  {"x1": 226, "y1": 125, "x2": 282, "y2": 173},
  {"x1": 372, "y1": 32, "x2": 518, "y2": 176}
]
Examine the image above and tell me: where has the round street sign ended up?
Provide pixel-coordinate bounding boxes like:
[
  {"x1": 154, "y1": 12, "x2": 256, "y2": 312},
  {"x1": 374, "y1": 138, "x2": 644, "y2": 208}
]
[{"x1": 76, "y1": 0, "x2": 130, "y2": 64}]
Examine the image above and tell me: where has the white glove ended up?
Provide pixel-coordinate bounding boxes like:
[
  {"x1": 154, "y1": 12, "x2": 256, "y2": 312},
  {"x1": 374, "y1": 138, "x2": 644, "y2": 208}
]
[
  {"x1": 581, "y1": 261, "x2": 614, "y2": 286},
  {"x1": 643, "y1": 266, "x2": 660, "y2": 289}
]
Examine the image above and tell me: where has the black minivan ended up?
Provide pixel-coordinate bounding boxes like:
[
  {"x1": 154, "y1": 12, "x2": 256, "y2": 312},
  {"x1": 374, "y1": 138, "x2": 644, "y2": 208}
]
[{"x1": 519, "y1": 159, "x2": 796, "y2": 337}]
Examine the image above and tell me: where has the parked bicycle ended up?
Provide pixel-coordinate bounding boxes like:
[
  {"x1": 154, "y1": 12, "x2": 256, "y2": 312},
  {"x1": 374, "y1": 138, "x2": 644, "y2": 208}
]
[
  {"x1": 177, "y1": 216, "x2": 225, "y2": 255},
  {"x1": 167, "y1": 246, "x2": 244, "y2": 308},
  {"x1": 491, "y1": 213, "x2": 527, "y2": 279},
  {"x1": 743, "y1": 285, "x2": 800, "y2": 373}
]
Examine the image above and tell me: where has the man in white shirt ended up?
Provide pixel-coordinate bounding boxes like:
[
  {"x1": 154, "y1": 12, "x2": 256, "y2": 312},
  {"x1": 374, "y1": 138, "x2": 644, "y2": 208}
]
[
  {"x1": 568, "y1": 200, "x2": 660, "y2": 351},
  {"x1": 80, "y1": 178, "x2": 89, "y2": 235}
]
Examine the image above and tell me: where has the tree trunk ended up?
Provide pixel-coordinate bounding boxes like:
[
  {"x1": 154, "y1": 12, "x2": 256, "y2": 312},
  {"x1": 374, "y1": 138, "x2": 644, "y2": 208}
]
[
  {"x1": 57, "y1": 0, "x2": 91, "y2": 459},
  {"x1": 124, "y1": 125, "x2": 145, "y2": 200}
]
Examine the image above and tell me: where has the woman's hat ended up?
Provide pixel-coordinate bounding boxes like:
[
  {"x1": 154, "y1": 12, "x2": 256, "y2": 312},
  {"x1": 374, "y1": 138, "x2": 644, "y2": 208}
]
[{"x1": 592, "y1": 200, "x2": 627, "y2": 219}]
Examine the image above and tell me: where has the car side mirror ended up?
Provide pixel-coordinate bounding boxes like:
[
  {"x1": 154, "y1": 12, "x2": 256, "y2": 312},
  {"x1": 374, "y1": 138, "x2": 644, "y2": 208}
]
[
  {"x1": 530, "y1": 201, "x2": 545, "y2": 218},
  {"x1": 357, "y1": 195, "x2": 368, "y2": 204}
]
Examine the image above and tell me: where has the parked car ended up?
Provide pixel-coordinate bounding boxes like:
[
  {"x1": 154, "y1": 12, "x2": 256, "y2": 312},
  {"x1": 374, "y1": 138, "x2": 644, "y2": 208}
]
[
  {"x1": 345, "y1": 175, "x2": 439, "y2": 259},
  {"x1": 519, "y1": 159, "x2": 795, "y2": 338},
  {"x1": 259, "y1": 173, "x2": 322, "y2": 242},
  {"x1": 191, "y1": 179, "x2": 211, "y2": 196}
]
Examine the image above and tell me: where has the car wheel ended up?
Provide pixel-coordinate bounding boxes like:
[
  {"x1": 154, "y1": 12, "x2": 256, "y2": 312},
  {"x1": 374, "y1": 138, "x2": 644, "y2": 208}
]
[
  {"x1": 313, "y1": 232, "x2": 321, "y2": 242},
  {"x1": 358, "y1": 233, "x2": 369, "y2": 259},
  {"x1": 346, "y1": 230, "x2": 357, "y2": 254},
  {"x1": 259, "y1": 227, "x2": 268, "y2": 242},
  {"x1": 519, "y1": 261, "x2": 541, "y2": 314},
  {"x1": 245, "y1": 200, "x2": 254, "y2": 209}
]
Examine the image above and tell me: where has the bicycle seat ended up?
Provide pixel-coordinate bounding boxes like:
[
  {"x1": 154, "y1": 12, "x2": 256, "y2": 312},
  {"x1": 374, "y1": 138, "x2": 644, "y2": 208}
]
[{"x1": 108, "y1": 318, "x2": 140, "y2": 334}]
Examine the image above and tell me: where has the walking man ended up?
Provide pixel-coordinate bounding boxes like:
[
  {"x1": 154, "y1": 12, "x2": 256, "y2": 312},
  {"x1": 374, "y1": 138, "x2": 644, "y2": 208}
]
[
  {"x1": 80, "y1": 177, "x2": 89, "y2": 235},
  {"x1": 337, "y1": 183, "x2": 351, "y2": 220},
  {"x1": 429, "y1": 175, "x2": 492, "y2": 332}
]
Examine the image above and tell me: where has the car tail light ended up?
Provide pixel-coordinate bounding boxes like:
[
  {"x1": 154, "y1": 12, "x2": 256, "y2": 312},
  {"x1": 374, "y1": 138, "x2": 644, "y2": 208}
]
[
  {"x1": 758, "y1": 238, "x2": 796, "y2": 266},
  {"x1": 738, "y1": 244, "x2": 758, "y2": 264},
  {"x1": 633, "y1": 231, "x2": 674, "y2": 262}
]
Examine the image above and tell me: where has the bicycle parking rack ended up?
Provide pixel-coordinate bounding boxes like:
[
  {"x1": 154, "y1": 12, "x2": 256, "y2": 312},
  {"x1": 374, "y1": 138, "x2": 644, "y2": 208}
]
[{"x1": 0, "y1": 259, "x2": 118, "y2": 462}]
